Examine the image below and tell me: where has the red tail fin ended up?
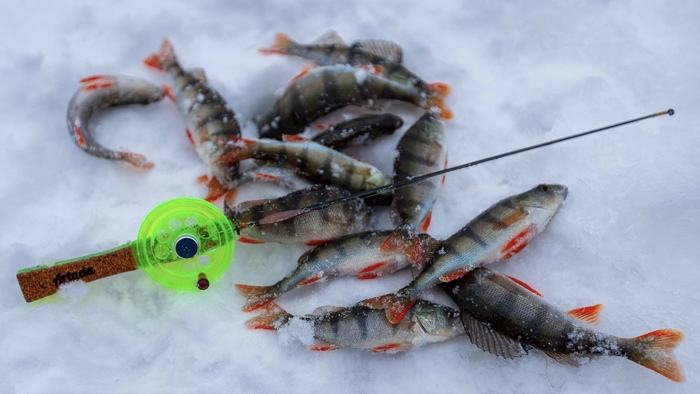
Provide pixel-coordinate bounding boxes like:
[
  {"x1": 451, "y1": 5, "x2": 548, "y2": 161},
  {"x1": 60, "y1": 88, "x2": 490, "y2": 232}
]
[
  {"x1": 360, "y1": 292, "x2": 417, "y2": 324},
  {"x1": 259, "y1": 33, "x2": 297, "y2": 55},
  {"x1": 121, "y1": 152, "x2": 154, "y2": 170},
  {"x1": 144, "y1": 38, "x2": 177, "y2": 70},
  {"x1": 244, "y1": 302, "x2": 292, "y2": 330},
  {"x1": 629, "y1": 329, "x2": 685, "y2": 382},
  {"x1": 235, "y1": 284, "x2": 278, "y2": 312},
  {"x1": 426, "y1": 82, "x2": 453, "y2": 119}
]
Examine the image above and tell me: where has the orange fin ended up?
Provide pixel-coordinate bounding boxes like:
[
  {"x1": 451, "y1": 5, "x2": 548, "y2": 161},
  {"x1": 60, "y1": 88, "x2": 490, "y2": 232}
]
[
  {"x1": 502, "y1": 225, "x2": 535, "y2": 259},
  {"x1": 197, "y1": 175, "x2": 227, "y2": 202},
  {"x1": 306, "y1": 239, "x2": 335, "y2": 247},
  {"x1": 259, "y1": 33, "x2": 296, "y2": 55},
  {"x1": 360, "y1": 293, "x2": 416, "y2": 324},
  {"x1": 426, "y1": 82, "x2": 453, "y2": 119},
  {"x1": 73, "y1": 125, "x2": 87, "y2": 148},
  {"x1": 566, "y1": 304, "x2": 602, "y2": 325},
  {"x1": 185, "y1": 128, "x2": 195, "y2": 146},
  {"x1": 289, "y1": 65, "x2": 316, "y2": 84},
  {"x1": 143, "y1": 38, "x2": 176, "y2": 70},
  {"x1": 298, "y1": 275, "x2": 324, "y2": 286},
  {"x1": 121, "y1": 152, "x2": 155, "y2": 170},
  {"x1": 163, "y1": 84, "x2": 176, "y2": 103},
  {"x1": 215, "y1": 136, "x2": 258, "y2": 165},
  {"x1": 506, "y1": 275, "x2": 543, "y2": 297},
  {"x1": 244, "y1": 302, "x2": 291, "y2": 329},
  {"x1": 238, "y1": 236, "x2": 265, "y2": 244},
  {"x1": 631, "y1": 329, "x2": 685, "y2": 382},
  {"x1": 372, "y1": 343, "x2": 408, "y2": 353},
  {"x1": 439, "y1": 267, "x2": 471, "y2": 283},
  {"x1": 81, "y1": 82, "x2": 114, "y2": 91},
  {"x1": 358, "y1": 262, "x2": 387, "y2": 274},
  {"x1": 253, "y1": 172, "x2": 281, "y2": 181},
  {"x1": 419, "y1": 212, "x2": 432, "y2": 232},
  {"x1": 282, "y1": 134, "x2": 310, "y2": 142},
  {"x1": 79, "y1": 75, "x2": 109, "y2": 83},
  {"x1": 357, "y1": 273, "x2": 379, "y2": 280},
  {"x1": 235, "y1": 284, "x2": 277, "y2": 312},
  {"x1": 310, "y1": 339, "x2": 341, "y2": 351}
]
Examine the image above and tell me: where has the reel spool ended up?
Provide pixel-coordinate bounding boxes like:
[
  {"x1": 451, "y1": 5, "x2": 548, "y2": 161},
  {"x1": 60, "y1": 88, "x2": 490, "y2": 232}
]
[{"x1": 16, "y1": 197, "x2": 237, "y2": 302}]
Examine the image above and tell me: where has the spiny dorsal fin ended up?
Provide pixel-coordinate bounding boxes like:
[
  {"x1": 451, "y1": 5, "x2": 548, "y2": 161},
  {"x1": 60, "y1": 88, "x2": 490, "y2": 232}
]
[
  {"x1": 356, "y1": 39, "x2": 403, "y2": 63},
  {"x1": 461, "y1": 312, "x2": 527, "y2": 359},
  {"x1": 313, "y1": 30, "x2": 346, "y2": 46},
  {"x1": 312, "y1": 305, "x2": 345, "y2": 315}
]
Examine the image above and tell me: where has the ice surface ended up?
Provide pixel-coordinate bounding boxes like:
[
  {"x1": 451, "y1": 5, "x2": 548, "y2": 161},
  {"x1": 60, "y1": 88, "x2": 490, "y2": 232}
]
[{"x1": 1, "y1": 1, "x2": 699, "y2": 393}]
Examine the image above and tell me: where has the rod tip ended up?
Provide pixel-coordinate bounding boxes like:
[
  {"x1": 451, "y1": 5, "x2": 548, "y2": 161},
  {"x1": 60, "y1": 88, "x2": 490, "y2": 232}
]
[{"x1": 667, "y1": 108, "x2": 675, "y2": 116}]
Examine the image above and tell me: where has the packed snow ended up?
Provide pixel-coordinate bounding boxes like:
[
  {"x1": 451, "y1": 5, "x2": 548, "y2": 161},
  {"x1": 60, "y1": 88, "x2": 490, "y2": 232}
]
[{"x1": 1, "y1": 1, "x2": 698, "y2": 393}]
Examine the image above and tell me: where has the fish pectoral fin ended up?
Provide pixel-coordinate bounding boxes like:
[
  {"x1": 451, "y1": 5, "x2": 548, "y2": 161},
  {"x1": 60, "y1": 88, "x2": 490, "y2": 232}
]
[
  {"x1": 461, "y1": 312, "x2": 527, "y2": 359},
  {"x1": 282, "y1": 134, "x2": 310, "y2": 142},
  {"x1": 371, "y1": 343, "x2": 409, "y2": 353},
  {"x1": 506, "y1": 275, "x2": 544, "y2": 297},
  {"x1": 237, "y1": 236, "x2": 266, "y2": 244},
  {"x1": 501, "y1": 225, "x2": 536, "y2": 260},
  {"x1": 198, "y1": 175, "x2": 227, "y2": 202},
  {"x1": 567, "y1": 304, "x2": 603, "y2": 326},
  {"x1": 439, "y1": 268, "x2": 472, "y2": 283},
  {"x1": 542, "y1": 350, "x2": 581, "y2": 367},
  {"x1": 298, "y1": 275, "x2": 324, "y2": 286},
  {"x1": 355, "y1": 39, "x2": 404, "y2": 64},
  {"x1": 310, "y1": 339, "x2": 340, "y2": 351}
]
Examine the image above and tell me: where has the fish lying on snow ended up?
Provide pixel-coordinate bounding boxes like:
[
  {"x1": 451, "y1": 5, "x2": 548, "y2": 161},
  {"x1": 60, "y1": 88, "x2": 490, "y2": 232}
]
[
  {"x1": 224, "y1": 184, "x2": 372, "y2": 245},
  {"x1": 246, "y1": 300, "x2": 465, "y2": 353},
  {"x1": 364, "y1": 184, "x2": 568, "y2": 324},
  {"x1": 259, "y1": 31, "x2": 449, "y2": 99},
  {"x1": 256, "y1": 64, "x2": 451, "y2": 140},
  {"x1": 144, "y1": 38, "x2": 242, "y2": 201},
  {"x1": 390, "y1": 111, "x2": 447, "y2": 232},
  {"x1": 225, "y1": 163, "x2": 313, "y2": 192},
  {"x1": 235, "y1": 229, "x2": 442, "y2": 312},
  {"x1": 312, "y1": 113, "x2": 403, "y2": 151},
  {"x1": 443, "y1": 267, "x2": 685, "y2": 382},
  {"x1": 66, "y1": 75, "x2": 165, "y2": 169},
  {"x1": 217, "y1": 135, "x2": 392, "y2": 193}
]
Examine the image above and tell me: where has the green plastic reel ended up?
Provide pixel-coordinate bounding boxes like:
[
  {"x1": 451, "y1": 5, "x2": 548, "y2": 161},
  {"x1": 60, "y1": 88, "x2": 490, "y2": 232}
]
[{"x1": 135, "y1": 197, "x2": 236, "y2": 291}]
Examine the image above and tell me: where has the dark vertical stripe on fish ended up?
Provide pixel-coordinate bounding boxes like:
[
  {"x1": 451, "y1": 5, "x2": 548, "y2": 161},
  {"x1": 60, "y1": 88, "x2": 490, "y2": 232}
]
[
  {"x1": 459, "y1": 227, "x2": 490, "y2": 249},
  {"x1": 357, "y1": 310, "x2": 369, "y2": 339},
  {"x1": 321, "y1": 68, "x2": 339, "y2": 103}
]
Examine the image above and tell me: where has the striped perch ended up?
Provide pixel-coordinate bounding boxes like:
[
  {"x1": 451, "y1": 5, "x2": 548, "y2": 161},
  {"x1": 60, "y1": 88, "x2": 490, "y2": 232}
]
[
  {"x1": 217, "y1": 135, "x2": 392, "y2": 193},
  {"x1": 245, "y1": 300, "x2": 465, "y2": 353},
  {"x1": 259, "y1": 31, "x2": 449, "y2": 99},
  {"x1": 144, "y1": 38, "x2": 242, "y2": 201},
  {"x1": 66, "y1": 75, "x2": 165, "y2": 169},
  {"x1": 235, "y1": 230, "x2": 442, "y2": 312},
  {"x1": 312, "y1": 113, "x2": 403, "y2": 151},
  {"x1": 389, "y1": 111, "x2": 447, "y2": 232},
  {"x1": 224, "y1": 184, "x2": 373, "y2": 245},
  {"x1": 256, "y1": 64, "x2": 451, "y2": 140},
  {"x1": 363, "y1": 184, "x2": 568, "y2": 324},
  {"x1": 444, "y1": 267, "x2": 685, "y2": 382}
]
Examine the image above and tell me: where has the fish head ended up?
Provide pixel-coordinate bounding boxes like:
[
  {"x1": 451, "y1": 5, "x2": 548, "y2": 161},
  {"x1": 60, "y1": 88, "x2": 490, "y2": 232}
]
[
  {"x1": 365, "y1": 170, "x2": 392, "y2": 190},
  {"x1": 412, "y1": 300, "x2": 462, "y2": 337},
  {"x1": 114, "y1": 76, "x2": 167, "y2": 103},
  {"x1": 514, "y1": 184, "x2": 568, "y2": 211}
]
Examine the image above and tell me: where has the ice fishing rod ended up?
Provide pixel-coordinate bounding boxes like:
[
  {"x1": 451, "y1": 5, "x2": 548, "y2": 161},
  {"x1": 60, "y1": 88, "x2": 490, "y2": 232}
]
[
  {"x1": 251, "y1": 108, "x2": 675, "y2": 227},
  {"x1": 16, "y1": 108, "x2": 672, "y2": 303}
]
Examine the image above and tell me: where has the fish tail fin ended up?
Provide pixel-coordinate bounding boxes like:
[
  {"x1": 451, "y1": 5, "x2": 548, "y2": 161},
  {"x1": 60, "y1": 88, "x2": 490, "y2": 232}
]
[
  {"x1": 360, "y1": 290, "x2": 417, "y2": 324},
  {"x1": 425, "y1": 82, "x2": 453, "y2": 119},
  {"x1": 381, "y1": 224, "x2": 426, "y2": 269},
  {"x1": 120, "y1": 152, "x2": 154, "y2": 170},
  {"x1": 144, "y1": 38, "x2": 178, "y2": 70},
  {"x1": 215, "y1": 137, "x2": 258, "y2": 165},
  {"x1": 628, "y1": 329, "x2": 685, "y2": 382},
  {"x1": 235, "y1": 284, "x2": 279, "y2": 312},
  {"x1": 244, "y1": 302, "x2": 292, "y2": 330},
  {"x1": 259, "y1": 33, "x2": 298, "y2": 55}
]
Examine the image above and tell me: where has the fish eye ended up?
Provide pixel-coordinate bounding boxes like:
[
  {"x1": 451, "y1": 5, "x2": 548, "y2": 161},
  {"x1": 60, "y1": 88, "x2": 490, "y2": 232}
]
[{"x1": 539, "y1": 185, "x2": 550, "y2": 192}]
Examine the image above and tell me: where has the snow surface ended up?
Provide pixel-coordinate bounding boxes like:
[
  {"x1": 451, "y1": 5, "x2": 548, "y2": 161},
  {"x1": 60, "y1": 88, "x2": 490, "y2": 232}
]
[{"x1": 1, "y1": 1, "x2": 699, "y2": 393}]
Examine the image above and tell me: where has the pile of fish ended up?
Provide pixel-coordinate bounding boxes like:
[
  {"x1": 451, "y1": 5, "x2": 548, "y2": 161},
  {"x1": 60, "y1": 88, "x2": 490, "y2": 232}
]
[{"x1": 65, "y1": 31, "x2": 684, "y2": 382}]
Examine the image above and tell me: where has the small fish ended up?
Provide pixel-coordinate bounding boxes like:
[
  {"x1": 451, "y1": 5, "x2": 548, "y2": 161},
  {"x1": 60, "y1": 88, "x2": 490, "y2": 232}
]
[
  {"x1": 443, "y1": 267, "x2": 685, "y2": 382},
  {"x1": 217, "y1": 135, "x2": 392, "y2": 193},
  {"x1": 66, "y1": 75, "x2": 165, "y2": 168},
  {"x1": 246, "y1": 300, "x2": 465, "y2": 353},
  {"x1": 390, "y1": 111, "x2": 447, "y2": 232},
  {"x1": 312, "y1": 113, "x2": 403, "y2": 150},
  {"x1": 257, "y1": 64, "x2": 451, "y2": 140},
  {"x1": 144, "y1": 38, "x2": 242, "y2": 201},
  {"x1": 225, "y1": 184, "x2": 372, "y2": 245},
  {"x1": 259, "y1": 31, "x2": 449, "y2": 97},
  {"x1": 235, "y1": 230, "x2": 441, "y2": 312},
  {"x1": 363, "y1": 184, "x2": 568, "y2": 324}
]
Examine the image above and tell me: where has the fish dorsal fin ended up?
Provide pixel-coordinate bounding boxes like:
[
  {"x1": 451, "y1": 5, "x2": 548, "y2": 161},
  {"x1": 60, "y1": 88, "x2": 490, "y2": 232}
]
[
  {"x1": 356, "y1": 39, "x2": 403, "y2": 64},
  {"x1": 542, "y1": 350, "x2": 581, "y2": 366},
  {"x1": 567, "y1": 304, "x2": 603, "y2": 325},
  {"x1": 313, "y1": 30, "x2": 346, "y2": 46},
  {"x1": 461, "y1": 312, "x2": 527, "y2": 359},
  {"x1": 312, "y1": 305, "x2": 345, "y2": 315}
]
